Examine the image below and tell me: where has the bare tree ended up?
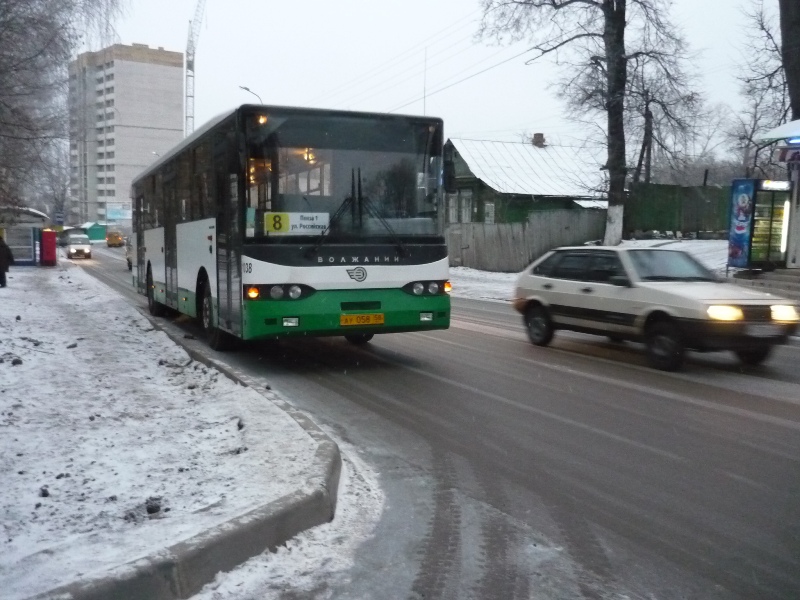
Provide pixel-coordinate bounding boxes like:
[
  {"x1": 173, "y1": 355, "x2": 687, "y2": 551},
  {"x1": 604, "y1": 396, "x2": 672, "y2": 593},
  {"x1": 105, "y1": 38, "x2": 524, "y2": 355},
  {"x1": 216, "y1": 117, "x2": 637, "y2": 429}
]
[
  {"x1": 0, "y1": 0, "x2": 124, "y2": 212},
  {"x1": 779, "y1": 0, "x2": 800, "y2": 120},
  {"x1": 729, "y1": 1, "x2": 791, "y2": 178},
  {"x1": 479, "y1": 0, "x2": 690, "y2": 244}
]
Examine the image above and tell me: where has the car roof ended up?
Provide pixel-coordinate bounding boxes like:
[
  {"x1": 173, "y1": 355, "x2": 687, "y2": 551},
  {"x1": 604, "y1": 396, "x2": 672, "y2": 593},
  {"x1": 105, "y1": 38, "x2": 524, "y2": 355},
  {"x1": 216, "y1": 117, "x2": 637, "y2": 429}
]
[{"x1": 552, "y1": 245, "x2": 683, "y2": 252}]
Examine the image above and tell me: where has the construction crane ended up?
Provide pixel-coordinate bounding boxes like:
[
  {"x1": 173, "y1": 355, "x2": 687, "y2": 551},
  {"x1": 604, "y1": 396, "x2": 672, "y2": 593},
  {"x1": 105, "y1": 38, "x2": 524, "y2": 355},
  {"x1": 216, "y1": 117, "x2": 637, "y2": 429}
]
[{"x1": 184, "y1": 0, "x2": 207, "y2": 136}]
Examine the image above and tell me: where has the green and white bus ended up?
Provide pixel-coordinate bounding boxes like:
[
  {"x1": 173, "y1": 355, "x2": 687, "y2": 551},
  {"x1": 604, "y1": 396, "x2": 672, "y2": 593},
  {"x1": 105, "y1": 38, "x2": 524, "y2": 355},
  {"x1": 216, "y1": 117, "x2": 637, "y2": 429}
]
[{"x1": 131, "y1": 104, "x2": 451, "y2": 349}]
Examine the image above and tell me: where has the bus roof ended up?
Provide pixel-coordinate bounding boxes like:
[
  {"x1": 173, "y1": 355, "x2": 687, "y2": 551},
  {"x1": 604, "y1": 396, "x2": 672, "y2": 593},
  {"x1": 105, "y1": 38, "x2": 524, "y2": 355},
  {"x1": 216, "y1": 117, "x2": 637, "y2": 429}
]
[{"x1": 131, "y1": 104, "x2": 443, "y2": 190}]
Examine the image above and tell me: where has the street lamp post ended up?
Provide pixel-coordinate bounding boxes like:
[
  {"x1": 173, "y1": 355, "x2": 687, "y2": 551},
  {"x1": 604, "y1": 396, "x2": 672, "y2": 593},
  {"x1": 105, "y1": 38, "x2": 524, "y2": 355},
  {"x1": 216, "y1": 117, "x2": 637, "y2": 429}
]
[{"x1": 239, "y1": 86, "x2": 263, "y2": 103}]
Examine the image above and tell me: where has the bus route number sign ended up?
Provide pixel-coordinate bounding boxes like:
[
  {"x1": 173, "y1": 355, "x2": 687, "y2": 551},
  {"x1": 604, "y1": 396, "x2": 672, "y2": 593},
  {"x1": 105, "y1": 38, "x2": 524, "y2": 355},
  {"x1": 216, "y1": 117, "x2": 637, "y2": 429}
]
[{"x1": 265, "y1": 212, "x2": 329, "y2": 235}]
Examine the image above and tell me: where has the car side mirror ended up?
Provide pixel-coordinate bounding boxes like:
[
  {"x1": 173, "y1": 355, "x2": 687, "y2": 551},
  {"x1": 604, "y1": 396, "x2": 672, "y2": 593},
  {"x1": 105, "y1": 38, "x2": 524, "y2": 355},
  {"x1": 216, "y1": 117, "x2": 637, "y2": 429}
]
[{"x1": 609, "y1": 275, "x2": 632, "y2": 287}]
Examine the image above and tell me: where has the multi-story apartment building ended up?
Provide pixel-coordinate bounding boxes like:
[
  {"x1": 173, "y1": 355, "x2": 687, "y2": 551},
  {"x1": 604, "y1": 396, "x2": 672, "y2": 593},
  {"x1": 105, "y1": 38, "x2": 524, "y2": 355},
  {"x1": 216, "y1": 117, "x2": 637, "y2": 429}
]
[{"x1": 68, "y1": 43, "x2": 183, "y2": 230}]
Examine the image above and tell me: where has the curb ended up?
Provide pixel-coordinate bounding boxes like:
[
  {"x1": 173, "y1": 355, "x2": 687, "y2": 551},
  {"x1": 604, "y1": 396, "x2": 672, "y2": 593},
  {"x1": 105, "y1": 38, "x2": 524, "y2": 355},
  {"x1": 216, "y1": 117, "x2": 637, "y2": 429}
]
[{"x1": 33, "y1": 310, "x2": 341, "y2": 600}]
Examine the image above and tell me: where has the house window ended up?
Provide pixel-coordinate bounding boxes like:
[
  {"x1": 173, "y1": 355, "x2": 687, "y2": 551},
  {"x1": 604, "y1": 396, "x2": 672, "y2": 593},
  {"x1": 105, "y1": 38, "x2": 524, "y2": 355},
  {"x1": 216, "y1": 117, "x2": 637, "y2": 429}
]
[
  {"x1": 459, "y1": 189, "x2": 473, "y2": 223},
  {"x1": 447, "y1": 194, "x2": 458, "y2": 224},
  {"x1": 484, "y1": 202, "x2": 495, "y2": 224}
]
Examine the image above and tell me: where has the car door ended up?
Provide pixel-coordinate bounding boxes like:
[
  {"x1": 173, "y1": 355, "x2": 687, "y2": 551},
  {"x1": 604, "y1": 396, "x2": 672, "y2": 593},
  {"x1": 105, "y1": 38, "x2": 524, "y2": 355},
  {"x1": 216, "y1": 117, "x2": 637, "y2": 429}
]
[
  {"x1": 544, "y1": 251, "x2": 600, "y2": 332},
  {"x1": 580, "y1": 251, "x2": 639, "y2": 337}
]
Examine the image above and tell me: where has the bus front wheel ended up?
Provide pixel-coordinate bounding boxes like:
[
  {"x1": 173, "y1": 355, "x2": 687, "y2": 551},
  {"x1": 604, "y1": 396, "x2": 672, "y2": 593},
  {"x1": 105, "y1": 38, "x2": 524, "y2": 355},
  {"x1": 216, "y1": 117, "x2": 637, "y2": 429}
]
[
  {"x1": 201, "y1": 281, "x2": 234, "y2": 351},
  {"x1": 147, "y1": 267, "x2": 166, "y2": 317}
]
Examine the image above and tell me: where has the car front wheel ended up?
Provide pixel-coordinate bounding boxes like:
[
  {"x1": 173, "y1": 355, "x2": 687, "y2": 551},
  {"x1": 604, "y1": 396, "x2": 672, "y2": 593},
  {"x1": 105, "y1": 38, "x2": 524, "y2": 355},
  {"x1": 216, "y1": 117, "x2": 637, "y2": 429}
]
[
  {"x1": 645, "y1": 321, "x2": 685, "y2": 371},
  {"x1": 735, "y1": 345, "x2": 772, "y2": 366},
  {"x1": 525, "y1": 304, "x2": 554, "y2": 346}
]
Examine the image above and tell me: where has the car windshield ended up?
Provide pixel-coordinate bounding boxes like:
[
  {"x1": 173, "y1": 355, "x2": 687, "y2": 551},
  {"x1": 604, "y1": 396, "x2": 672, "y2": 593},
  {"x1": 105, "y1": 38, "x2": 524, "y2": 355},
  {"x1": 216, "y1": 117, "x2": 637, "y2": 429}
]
[
  {"x1": 69, "y1": 236, "x2": 90, "y2": 244},
  {"x1": 627, "y1": 249, "x2": 716, "y2": 281}
]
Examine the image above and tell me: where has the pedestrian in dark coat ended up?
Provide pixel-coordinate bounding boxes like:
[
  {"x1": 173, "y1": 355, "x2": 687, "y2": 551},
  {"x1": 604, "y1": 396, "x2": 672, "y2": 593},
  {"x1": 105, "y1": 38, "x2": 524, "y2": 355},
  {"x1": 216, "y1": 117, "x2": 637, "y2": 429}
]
[{"x1": 0, "y1": 233, "x2": 14, "y2": 287}]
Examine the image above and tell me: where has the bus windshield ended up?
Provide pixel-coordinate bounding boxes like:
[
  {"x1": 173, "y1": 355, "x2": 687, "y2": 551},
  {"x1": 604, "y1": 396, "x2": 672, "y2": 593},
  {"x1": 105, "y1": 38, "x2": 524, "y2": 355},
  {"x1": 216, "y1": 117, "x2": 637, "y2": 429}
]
[{"x1": 244, "y1": 112, "x2": 443, "y2": 243}]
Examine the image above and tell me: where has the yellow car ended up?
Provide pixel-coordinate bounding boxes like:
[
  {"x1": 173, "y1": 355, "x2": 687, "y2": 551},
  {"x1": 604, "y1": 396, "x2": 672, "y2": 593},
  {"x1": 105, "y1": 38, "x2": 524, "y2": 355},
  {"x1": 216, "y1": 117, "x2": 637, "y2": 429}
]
[{"x1": 106, "y1": 230, "x2": 124, "y2": 247}]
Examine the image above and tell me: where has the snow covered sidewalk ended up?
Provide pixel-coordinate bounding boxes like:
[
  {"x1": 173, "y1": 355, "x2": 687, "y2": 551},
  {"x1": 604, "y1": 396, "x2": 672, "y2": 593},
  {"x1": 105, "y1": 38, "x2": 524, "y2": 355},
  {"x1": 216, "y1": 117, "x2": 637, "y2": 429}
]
[{"x1": 0, "y1": 264, "x2": 325, "y2": 599}]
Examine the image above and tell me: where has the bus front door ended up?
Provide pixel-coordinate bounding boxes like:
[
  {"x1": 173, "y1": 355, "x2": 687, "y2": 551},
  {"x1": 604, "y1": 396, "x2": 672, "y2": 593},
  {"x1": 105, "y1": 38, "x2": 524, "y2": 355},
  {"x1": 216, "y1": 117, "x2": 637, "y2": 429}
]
[{"x1": 213, "y1": 130, "x2": 242, "y2": 336}]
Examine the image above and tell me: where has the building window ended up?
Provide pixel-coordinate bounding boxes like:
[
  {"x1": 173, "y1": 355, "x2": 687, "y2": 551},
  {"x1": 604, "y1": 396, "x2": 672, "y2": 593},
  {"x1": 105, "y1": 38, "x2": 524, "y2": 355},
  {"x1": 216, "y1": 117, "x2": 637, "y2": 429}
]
[
  {"x1": 106, "y1": 126, "x2": 114, "y2": 133},
  {"x1": 97, "y1": 165, "x2": 104, "y2": 172},
  {"x1": 106, "y1": 190, "x2": 115, "y2": 197},
  {"x1": 97, "y1": 140, "x2": 104, "y2": 147},
  {"x1": 105, "y1": 74, "x2": 114, "y2": 81},
  {"x1": 106, "y1": 177, "x2": 115, "y2": 184},
  {"x1": 447, "y1": 194, "x2": 458, "y2": 223},
  {"x1": 96, "y1": 114, "x2": 104, "y2": 122},
  {"x1": 96, "y1": 127, "x2": 104, "y2": 134},
  {"x1": 105, "y1": 138, "x2": 114, "y2": 146},
  {"x1": 96, "y1": 90, "x2": 104, "y2": 97},
  {"x1": 98, "y1": 190, "x2": 105, "y2": 196},
  {"x1": 105, "y1": 151, "x2": 115, "y2": 158},
  {"x1": 98, "y1": 177, "x2": 105, "y2": 184},
  {"x1": 97, "y1": 152, "x2": 105, "y2": 159},
  {"x1": 105, "y1": 86, "x2": 114, "y2": 94},
  {"x1": 106, "y1": 164, "x2": 115, "y2": 172},
  {"x1": 105, "y1": 99, "x2": 114, "y2": 107},
  {"x1": 459, "y1": 189, "x2": 473, "y2": 223}
]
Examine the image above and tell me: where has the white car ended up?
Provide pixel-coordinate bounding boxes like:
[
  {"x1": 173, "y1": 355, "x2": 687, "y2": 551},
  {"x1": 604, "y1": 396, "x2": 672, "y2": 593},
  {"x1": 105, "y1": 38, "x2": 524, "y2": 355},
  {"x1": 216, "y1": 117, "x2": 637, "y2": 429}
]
[
  {"x1": 513, "y1": 246, "x2": 799, "y2": 370},
  {"x1": 66, "y1": 234, "x2": 92, "y2": 260}
]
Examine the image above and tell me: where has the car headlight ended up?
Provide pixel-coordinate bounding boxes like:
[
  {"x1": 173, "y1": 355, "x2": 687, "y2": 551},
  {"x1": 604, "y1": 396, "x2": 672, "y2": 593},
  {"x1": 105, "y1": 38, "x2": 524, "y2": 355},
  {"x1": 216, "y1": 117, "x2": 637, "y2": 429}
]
[
  {"x1": 771, "y1": 305, "x2": 799, "y2": 322},
  {"x1": 707, "y1": 305, "x2": 744, "y2": 321}
]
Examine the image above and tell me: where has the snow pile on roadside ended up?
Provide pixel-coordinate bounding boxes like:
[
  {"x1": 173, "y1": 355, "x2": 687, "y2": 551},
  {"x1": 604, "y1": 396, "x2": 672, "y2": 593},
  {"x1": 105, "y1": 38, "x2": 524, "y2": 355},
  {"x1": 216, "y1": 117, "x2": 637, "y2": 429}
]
[{"x1": 0, "y1": 265, "x2": 318, "y2": 599}]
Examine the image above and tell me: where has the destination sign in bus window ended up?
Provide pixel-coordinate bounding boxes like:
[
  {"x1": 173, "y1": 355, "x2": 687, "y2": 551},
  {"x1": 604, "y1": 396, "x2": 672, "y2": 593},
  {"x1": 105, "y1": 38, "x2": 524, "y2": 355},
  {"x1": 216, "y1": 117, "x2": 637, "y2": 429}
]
[{"x1": 265, "y1": 212, "x2": 329, "y2": 235}]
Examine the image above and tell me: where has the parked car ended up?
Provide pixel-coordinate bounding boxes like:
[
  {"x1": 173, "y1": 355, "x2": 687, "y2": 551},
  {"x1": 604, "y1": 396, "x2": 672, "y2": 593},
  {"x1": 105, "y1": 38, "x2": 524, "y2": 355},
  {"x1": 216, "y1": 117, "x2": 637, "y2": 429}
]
[
  {"x1": 124, "y1": 237, "x2": 132, "y2": 270},
  {"x1": 513, "y1": 246, "x2": 799, "y2": 370},
  {"x1": 106, "y1": 230, "x2": 124, "y2": 247},
  {"x1": 66, "y1": 234, "x2": 92, "y2": 260}
]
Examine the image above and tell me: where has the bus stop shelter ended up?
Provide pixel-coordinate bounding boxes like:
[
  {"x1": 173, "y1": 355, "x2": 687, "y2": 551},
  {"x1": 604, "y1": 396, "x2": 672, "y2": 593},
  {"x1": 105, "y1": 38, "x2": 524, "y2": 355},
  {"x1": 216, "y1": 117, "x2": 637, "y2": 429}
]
[{"x1": 0, "y1": 206, "x2": 50, "y2": 266}]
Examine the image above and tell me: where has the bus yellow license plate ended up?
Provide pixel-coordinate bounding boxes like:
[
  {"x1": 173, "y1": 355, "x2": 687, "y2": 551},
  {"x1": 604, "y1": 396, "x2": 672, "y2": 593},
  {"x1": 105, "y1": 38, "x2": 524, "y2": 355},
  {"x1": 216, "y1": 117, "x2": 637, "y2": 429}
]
[{"x1": 340, "y1": 313, "x2": 384, "y2": 326}]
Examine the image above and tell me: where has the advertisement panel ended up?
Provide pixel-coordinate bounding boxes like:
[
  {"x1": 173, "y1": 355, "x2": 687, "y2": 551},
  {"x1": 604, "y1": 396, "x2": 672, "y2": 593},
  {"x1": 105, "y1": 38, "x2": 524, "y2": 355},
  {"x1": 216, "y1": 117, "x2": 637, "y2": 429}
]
[{"x1": 727, "y1": 179, "x2": 755, "y2": 268}]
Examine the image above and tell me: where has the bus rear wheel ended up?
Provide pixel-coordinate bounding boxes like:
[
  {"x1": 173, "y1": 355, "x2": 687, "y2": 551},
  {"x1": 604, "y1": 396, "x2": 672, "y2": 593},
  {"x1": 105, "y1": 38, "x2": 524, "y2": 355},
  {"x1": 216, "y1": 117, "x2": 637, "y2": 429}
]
[
  {"x1": 345, "y1": 333, "x2": 374, "y2": 345},
  {"x1": 201, "y1": 281, "x2": 234, "y2": 351}
]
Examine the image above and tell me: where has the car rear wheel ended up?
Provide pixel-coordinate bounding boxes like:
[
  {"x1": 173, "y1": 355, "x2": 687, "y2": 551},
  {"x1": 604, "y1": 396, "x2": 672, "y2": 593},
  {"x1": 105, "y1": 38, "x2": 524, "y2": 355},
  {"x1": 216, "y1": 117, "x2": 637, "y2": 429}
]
[
  {"x1": 735, "y1": 345, "x2": 772, "y2": 366},
  {"x1": 645, "y1": 321, "x2": 684, "y2": 371},
  {"x1": 525, "y1": 304, "x2": 554, "y2": 346},
  {"x1": 345, "y1": 333, "x2": 374, "y2": 345}
]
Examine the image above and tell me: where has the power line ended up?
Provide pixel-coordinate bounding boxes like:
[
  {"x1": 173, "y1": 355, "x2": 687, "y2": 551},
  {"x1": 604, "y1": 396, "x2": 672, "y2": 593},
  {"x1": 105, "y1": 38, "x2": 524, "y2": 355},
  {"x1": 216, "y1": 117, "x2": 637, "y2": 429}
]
[
  {"x1": 387, "y1": 46, "x2": 535, "y2": 113},
  {"x1": 307, "y1": 9, "x2": 482, "y2": 106}
]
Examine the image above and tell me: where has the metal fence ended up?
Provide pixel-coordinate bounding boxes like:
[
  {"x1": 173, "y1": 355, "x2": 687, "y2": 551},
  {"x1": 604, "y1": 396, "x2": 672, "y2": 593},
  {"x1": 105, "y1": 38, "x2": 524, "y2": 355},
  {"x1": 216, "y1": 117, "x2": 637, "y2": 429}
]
[{"x1": 446, "y1": 209, "x2": 607, "y2": 272}]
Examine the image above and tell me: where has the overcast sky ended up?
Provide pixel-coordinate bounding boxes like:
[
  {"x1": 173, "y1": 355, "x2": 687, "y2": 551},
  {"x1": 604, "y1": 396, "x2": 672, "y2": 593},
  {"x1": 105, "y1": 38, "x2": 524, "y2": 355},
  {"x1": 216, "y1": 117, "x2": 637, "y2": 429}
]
[{"x1": 102, "y1": 0, "x2": 752, "y2": 146}]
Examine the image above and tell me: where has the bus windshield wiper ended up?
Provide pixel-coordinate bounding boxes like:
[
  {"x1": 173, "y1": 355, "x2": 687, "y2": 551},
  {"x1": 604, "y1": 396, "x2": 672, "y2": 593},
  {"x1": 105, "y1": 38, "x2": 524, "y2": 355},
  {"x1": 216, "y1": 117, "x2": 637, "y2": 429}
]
[
  {"x1": 306, "y1": 168, "x2": 408, "y2": 258},
  {"x1": 305, "y1": 170, "x2": 358, "y2": 258},
  {"x1": 354, "y1": 168, "x2": 408, "y2": 257}
]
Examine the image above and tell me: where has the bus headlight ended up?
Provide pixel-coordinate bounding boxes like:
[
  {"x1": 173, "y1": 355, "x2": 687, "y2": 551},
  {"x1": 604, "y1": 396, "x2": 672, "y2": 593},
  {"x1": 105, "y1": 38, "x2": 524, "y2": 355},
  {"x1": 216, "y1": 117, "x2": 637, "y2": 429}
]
[
  {"x1": 288, "y1": 285, "x2": 302, "y2": 300},
  {"x1": 412, "y1": 282, "x2": 424, "y2": 295},
  {"x1": 270, "y1": 285, "x2": 284, "y2": 299},
  {"x1": 427, "y1": 282, "x2": 439, "y2": 294},
  {"x1": 771, "y1": 305, "x2": 799, "y2": 322}
]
